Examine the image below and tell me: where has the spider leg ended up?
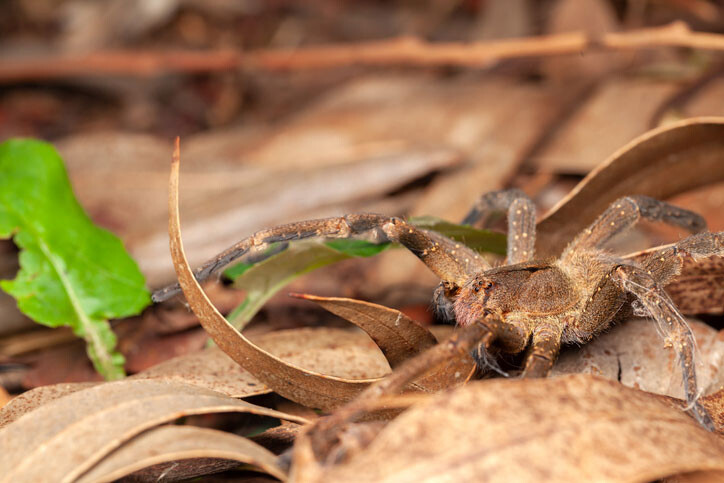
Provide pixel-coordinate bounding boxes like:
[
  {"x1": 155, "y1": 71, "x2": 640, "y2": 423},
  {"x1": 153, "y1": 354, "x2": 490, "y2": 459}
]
[
  {"x1": 613, "y1": 264, "x2": 715, "y2": 430},
  {"x1": 521, "y1": 323, "x2": 562, "y2": 378},
  {"x1": 153, "y1": 213, "x2": 484, "y2": 302},
  {"x1": 310, "y1": 314, "x2": 503, "y2": 459},
  {"x1": 461, "y1": 189, "x2": 536, "y2": 265},
  {"x1": 471, "y1": 314, "x2": 531, "y2": 375},
  {"x1": 565, "y1": 196, "x2": 706, "y2": 256},
  {"x1": 637, "y1": 231, "x2": 724, "y2": 286}
]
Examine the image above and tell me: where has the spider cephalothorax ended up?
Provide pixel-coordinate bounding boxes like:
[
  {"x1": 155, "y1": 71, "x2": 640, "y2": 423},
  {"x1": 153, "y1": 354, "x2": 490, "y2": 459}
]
[{"x1": 156, "y1": 188, "x2": 722, "y2": 430}]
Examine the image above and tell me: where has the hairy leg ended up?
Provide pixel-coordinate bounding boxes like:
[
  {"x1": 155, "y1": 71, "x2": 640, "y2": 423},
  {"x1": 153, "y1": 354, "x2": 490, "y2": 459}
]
[
  {"x1": 521, "y1": 323, "x2": 562, "y2": 378},
  {"x1": 565, "y1": 196, "x2": 706, "y2": 257},
  {"x1": 450, "y1": 188, "x2": 540, "y2": 271},
  {"x1": 154, "y1": 213, "x2": 484, "y2": 302},
  {"x1": 472, "y1": 314, "x2": 531, "y2": 376},
  {"x1": 461, "y1": 189, "x2": 536, "y2": 264},
  {"x1": 613, "y1": 264, "x2": 714, "y2": 430},
  {"x1": 636, "y1": 231, "x2": 724, "y2": 286},
  {"x1": 310, "y1": 316, "x2": 501, "y2": 460}
]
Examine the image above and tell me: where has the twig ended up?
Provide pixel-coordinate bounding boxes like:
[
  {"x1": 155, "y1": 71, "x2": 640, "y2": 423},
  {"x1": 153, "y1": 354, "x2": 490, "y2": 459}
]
[{"x1": 1, "y1": 21, "x2": 723, "y2": 82}]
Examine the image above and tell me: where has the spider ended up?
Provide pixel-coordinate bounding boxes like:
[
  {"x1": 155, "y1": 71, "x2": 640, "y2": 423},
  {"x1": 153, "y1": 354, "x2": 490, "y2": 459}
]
[{"x1": 155, "y1": 189, "x2": 722, "y2": 429}]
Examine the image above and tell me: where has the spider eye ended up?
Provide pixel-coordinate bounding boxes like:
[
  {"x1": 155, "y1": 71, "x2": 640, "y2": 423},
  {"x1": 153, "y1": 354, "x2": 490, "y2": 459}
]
[{"x1": 473, "y1": 280, "x2": 493, "y2": 292}]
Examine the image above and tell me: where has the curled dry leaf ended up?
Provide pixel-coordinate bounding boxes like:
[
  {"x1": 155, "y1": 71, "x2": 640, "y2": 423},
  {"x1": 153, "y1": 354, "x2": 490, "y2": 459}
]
[
  {"x1": 311, "y1": 375, "x2": 724, "y2": 483},
  {"x1": 537, "y1": 117, "x2": 724, "y2": 256},
  {"x1": 291, "y1": 295, "x2": 476, "y2": 392},
  {"x1": 0, "y1": 379, "x2": 306, "y2": 483},
  {"x1": 291, "y1": 293, "x2": 438, "y2": 368},
  {"x1": 76, "y1": 425, "x2": 286, "y2": 483},
  {"x1": 553, "y1": 318, "x2": 724, "y2": 399},
  {"x1": 168, "y1": 141, "x2": 383, "y2": 411}
]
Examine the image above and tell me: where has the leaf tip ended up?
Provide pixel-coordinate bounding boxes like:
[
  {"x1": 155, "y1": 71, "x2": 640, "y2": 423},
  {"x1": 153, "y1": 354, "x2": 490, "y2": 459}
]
[{"x1": 172, "y1": 137, "x2": 180, "y2": 165}]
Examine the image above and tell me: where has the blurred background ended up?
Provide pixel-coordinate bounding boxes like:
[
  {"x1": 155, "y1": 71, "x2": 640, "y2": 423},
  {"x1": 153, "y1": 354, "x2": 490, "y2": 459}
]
[{"x1": 1, "y1": 0, "x2": 724, "y2": 391}]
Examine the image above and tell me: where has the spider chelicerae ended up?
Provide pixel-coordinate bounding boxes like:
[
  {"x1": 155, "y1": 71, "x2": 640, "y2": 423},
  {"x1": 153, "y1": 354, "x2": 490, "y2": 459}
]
[{"x1": 156, "y1": 188, "x2": 723, "y2": 429}]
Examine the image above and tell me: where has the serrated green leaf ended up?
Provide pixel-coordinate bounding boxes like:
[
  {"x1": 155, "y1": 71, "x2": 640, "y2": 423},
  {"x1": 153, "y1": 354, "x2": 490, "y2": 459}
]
[{"x1": 0, "y1": 139, "x2": 151, "y2": 380}]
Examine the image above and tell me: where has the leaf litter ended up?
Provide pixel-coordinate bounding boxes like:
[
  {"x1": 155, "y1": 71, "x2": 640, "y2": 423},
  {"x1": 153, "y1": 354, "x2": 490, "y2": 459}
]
[
  {"x1": 0, "y1": 119, "x2": 721, "y2": 478},
  {"x1": 305, "y1": 376, "x2": 724, "y2": 483},
  {"x1": 75, "y1": 425, "x2": 287, "y2": 482},
  {"x1": 3, "y1": 6, "x2": 724, "y2": 480},
  {"x1": 0, "y1": 379, "x2": 307, "y2": 482}
]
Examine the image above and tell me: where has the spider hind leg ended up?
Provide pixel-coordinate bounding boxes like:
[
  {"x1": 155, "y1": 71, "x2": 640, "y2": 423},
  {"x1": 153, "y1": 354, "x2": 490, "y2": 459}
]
[{"x1": 613, "y1": 264, "x2": 715, "y2": 430}]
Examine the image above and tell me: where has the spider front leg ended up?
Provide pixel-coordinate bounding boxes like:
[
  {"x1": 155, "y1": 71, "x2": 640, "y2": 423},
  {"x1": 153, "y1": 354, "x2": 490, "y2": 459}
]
[
  {"x1": 470, "y1": 314, "x2": 531, "y2": 376},
  {"x1": 462, "y1": 189, "x2": 536, "y2": 264},
  {"x1": 613, "y1": 264, "x2": 715, "y2": 430},
  {"x1": 521, "y1": 323, "x2": 563, "y2": 378},
  {"x1": 565, "y1": 195, "x2": 706, "y2": 256},
  {"x1": 154, "y1": 213, "x2": 485, "y2": 302}
]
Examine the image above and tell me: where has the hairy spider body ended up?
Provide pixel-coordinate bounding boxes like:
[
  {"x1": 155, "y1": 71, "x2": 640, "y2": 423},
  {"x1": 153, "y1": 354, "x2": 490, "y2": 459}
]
[{"x1": 156, "y1": 189, "x2": 722, "y2": 430}]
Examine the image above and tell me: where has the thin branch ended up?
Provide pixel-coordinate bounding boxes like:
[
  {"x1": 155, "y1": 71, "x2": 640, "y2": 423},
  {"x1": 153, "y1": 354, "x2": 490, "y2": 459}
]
[{"x1": 1, "y1": 21, "x2": 722, "y2": 82}]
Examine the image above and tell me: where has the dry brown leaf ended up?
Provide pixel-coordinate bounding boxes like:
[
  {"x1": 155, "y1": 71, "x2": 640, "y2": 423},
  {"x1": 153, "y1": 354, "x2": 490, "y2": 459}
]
[
  {"x1": 253, "y1": 328, "x2": 390, "y2": 381},
  {"x1": 664, "y1": 471, "x2": 724, "y2": 483},
  {"x1": 0, "y1": 379, "x2": 306, "y2": 483},
  {"x1": 684, "y1": 77, "x2": 724, "y2": 120},
  {"x1": 128, "y1": 345, "x2": 269, "y2": 398},
  {"x1": 76, "y1": 425, "x2": 286, "y2": 482},
  {"x1": 291, "y1": 294, "x2": 438, "y2": 369},
  {"x1": 310, "y1": 375, "x2": 724, "y2": 483},
  {"x1": 553, "y1": 318, "x2": 724, "y2": 399},
  {"x1": 252, "y1": 423, "x2": 305, "y2": 455},
  {"x1": 290, "y1": 295, "x2": 475, "y2": 392},
  {"x1": 537, "y1": 117, "x2": 724, "y2": 256},
  {"x1": 0, "y1": 381, "x2": 97, "y2": 429},
  {"x1": 168, "y1": 141, "x2": 387, "y2": 411},
  {"x1": 130, "y1": 327, "x2": 391, "y2": 399},
  {"x1": 534, "y1": 79, "x2": 680, "y2": 173}
]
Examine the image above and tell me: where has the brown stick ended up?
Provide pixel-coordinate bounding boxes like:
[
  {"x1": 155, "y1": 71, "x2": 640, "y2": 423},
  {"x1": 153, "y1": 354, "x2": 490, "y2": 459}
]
[{"x1": 1, "y1": 21, "x2": 722, "y2": 82}]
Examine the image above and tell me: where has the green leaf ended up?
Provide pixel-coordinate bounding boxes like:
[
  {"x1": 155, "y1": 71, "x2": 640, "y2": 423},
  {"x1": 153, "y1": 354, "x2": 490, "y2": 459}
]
[
  {"x1": 0, "y1": 139, "x2": 151, "y2": 380},
  {"x1": 226, "y1": 239, "x2": 388, "y2": 328},
  {"x1": 410, "y1": 216, "x2": 507, "y2": 255},
  {"x1": 324, "y1": 239, "x2": 391, "y2": 257}
]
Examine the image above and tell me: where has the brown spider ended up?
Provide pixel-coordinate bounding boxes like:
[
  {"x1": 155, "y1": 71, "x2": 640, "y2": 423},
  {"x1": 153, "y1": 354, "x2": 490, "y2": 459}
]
[{"x1": 155, "y1": 189, "x2": 722, "y2": 429}]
